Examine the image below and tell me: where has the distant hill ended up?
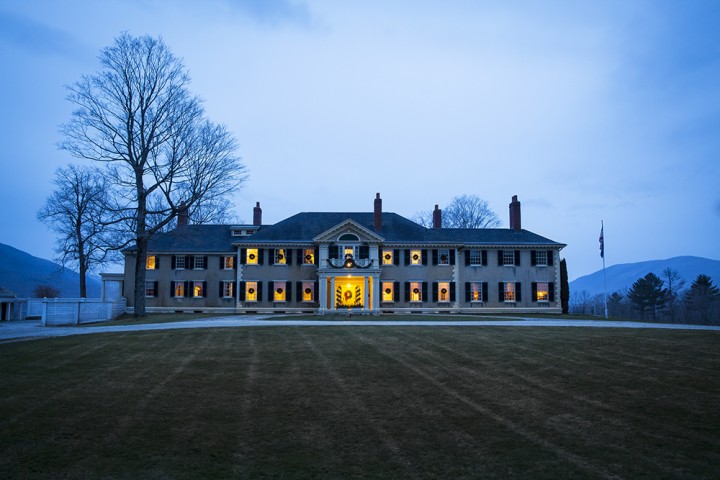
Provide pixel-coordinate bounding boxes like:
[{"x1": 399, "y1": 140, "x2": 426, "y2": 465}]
[
  {"x1": 570, "y1": 256, "x2": 720, "y2": 297},
  {"x1": 0, "y1": 243, "x2": 101, "y2": 298}
]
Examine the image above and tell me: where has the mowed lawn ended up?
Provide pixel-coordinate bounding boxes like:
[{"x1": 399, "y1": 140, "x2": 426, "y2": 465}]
[{"x1": 1, "y1": 327, "x2": 719, "y2": 479}]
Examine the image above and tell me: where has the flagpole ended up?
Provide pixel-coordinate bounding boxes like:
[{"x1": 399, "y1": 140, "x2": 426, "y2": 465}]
[{"x1": 601, "y1": 221, "x2": 608, "y2": 319}]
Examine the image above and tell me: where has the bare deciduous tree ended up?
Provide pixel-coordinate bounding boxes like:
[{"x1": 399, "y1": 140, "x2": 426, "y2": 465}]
[
  {"x1": 413, "y1": 194, "x2": 501, "y2": 228},
  {"x1": 37, "y1": 165, "x2": 112, "y2": 297},
  {"x1": 661, "y1": 267, "x2": 685, "y2": 322},
  {"x1": 60, "y1": 33, "x2": 247, "y2": 316}
]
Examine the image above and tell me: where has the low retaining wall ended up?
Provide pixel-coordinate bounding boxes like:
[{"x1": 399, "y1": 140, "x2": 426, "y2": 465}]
[{"x1": 41, "y1": 298, "x2": 127, "y2": 326}]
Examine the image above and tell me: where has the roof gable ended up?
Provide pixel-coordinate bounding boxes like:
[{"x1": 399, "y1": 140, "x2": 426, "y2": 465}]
[{"x1": 314, "y1": 219, "x2": 385, "y2": 243}]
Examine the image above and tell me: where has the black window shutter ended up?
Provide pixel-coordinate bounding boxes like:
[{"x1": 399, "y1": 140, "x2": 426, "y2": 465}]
[
  {"x1": 204, "y1": 256, "x2": 208, "y2": 269},
  {"x1": 218, "y1": 281, "x2": 223, "y2": 298},
  {"x1": 185, "y1": 256, "x2": 192, "y2": 269},
  {"x1": 359, "y1": 245, "x2": 369, "y2": 259},
  {"x1": 258, "y1": 281, "x2": 264, "y2": 302},
  {"x1": 514, "y1": 251, "x2": 520, "y2": 266},
  {"x1": 393, "y1": 249, "x2": 400, "y2": 265},
  {"x1": 393, "y1": 281, "x2": 399, "y2": 302},
  {"x1": 465, "y1": 282, "x2": 471, "y2": 302},
  {"x1": 155, "y1": 257, "x2": 160, "y2": 269},
  {"x1": 314, "y1": 281, "x2": 319, "y2": 301},
  {"x1": 296, "y1": 249, "x2": 303, "y2": 265},
  {"x1": 450, "y1": 250, "x2": 455, "y2": 265},
  {"x1": 404, "y1": 249, "x2": 410, "y2": 265},
  {"x1": 547, "y1": 250, "x2": 554, "y2": 266},
  {"x1": 432, "y1": 249, "x2": 438, "y2": 266},
  {"x1": 549, "y1": 282, "x2": 555, "y2": 302},
  {"x1": 404, "y1": 282, "x2": 410, "y2": 302},
  {"x1": 531, "y1": 251, "x2": 537, "y2": 266},
  {"x1": 258, "y1": 249, "x2": 264, "y2": 265},
  {"x1": 482, "y1": 250, "x2": 488, "y2": 266},
  {"x1": 170, "y1": 281, "x2": 175, "y2": 295},
  {"x1": 422, "y1": 282, "x2": 428, "y2": 301},
  {"x1": 498, "y1": 251, "x2": 503, "y2": 266},
  {"x1": 422, "y1": 250, "x2": 428, "y2": 266},
  {"x1": 185, "y1": 281, "x2": 192, "y2": 298},
  {"x1": 296, "y1": 281, "x2": 302, "y2": 302},
  {"x1": 286, "y1": 249, "x2": 293, "y2": 265},
  {"x1": 450, "y1": 283, "x2": 456, "y2": 302},
  {"x1": 482, "y1": 283, "x2": 488, "y2": 303},
  {"x1": 314, "y1": 248, "x2": 320, "y2": 265},
  {"x1": 532, "y1": 282, "x2": 538, "y2": 302},
  {"x1": 498, "y1": 282, "x2": 504, "y2": 302},
  {"x1": 153, "y1": 281, "x2": 158, "y2": 297},
  {"x1": 171, "y1": 256, "x2": 177, "y2": 269},
  {"x1": 516, "y1": 282, "x2": 522, "y2": 302},
  {"x1": 432, "y1": 282, "x2": 438, "y2": 302},
  {"x1": 238, "y1": 282, "x2": 246, "y2": 301},
  {"x1": 240, "y1": 249, "x2": 247, "y2": 264},
  {"x1": 465, "y1": 250, "x2": 470, "y2": 266},
  {"x1": 329, "y1": 246, "x2": 339, "y2": 259},
  {"x1": 286, "y1": 282, "x2": 292, "y2": 301},
  {"x1": 202, "y1": 282, "x2": 207, "y2": 297}
]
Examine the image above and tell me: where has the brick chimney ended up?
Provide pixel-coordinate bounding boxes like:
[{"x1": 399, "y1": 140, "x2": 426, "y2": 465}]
[
  {"x1": 509, "y1": 195, "x2": 521, "y2": 231},
  {"x1": 374, "y1": 193, "x2": 382, "y2": 231},
  {"x1": 253, "y1": 202, "x2": 262, "y2": 226},
  {"x1": 432, "y1": 204, "x2": 442, "y2": 229},
  {"x1": 177, "y1": 201, "x2": 189, "y2": 227}
]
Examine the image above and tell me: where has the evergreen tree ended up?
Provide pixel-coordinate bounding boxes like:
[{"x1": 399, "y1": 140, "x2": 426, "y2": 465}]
[
  {"x1": 560, "y1": 258, "x2": 569, "y2": 314},
  {"x1": 684, "y1": 274, "x2": 720, "y2": 325},
  {"x1": 627, "y1": 273, "x2": 668, "y2": 321}
]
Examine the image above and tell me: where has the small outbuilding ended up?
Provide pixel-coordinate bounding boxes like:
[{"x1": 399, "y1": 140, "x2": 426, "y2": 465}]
[{"x1": 0, "y1": 287, "x2": 27, "y2": 321}]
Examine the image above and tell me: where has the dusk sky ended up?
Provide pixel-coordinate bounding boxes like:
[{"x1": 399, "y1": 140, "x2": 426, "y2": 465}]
[{"x1": 1, "y1": 0, "x2": 718, "y2": 281}]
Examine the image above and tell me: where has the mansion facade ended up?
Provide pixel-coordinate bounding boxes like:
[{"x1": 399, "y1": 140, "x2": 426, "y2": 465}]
[{"x1": 123, "y1": 194, "x2": 566, "y2": 314}]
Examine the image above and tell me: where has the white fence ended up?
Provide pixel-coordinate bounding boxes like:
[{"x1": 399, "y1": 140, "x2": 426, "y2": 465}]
[{"x1": 41, "y1": 298, "x2": 127, "y2": 326}]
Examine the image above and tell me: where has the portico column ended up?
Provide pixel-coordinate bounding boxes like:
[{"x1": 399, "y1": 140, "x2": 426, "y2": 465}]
[
  {"x1": 364, "y1": 276, "x2": 369, "y2": 312},
  {"x1": 372, "y1": 274, "x2": 381, "y2": 311},
  {"x1": 330, "y1": 277, "x2": 335, "y2": 311}
]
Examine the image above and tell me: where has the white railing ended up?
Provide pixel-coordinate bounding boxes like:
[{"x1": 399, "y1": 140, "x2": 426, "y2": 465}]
[{"x1": 41, "y1": 298, "x2": 127, "y2": 326}]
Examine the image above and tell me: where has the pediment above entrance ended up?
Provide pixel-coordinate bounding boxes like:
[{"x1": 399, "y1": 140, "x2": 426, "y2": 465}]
[{"x1": 313, "y1": 219, "x2": 385, "y2": 243}]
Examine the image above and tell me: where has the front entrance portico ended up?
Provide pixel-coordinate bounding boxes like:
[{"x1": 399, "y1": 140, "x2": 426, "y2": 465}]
[{"x1": 319, "y1": 272, "x2": 380, "y2": 314}]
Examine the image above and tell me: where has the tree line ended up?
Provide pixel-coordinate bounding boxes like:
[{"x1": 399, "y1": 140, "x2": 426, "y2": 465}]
[{"x1": 570, "y1": 269, "x2": 720, "y2": 325}]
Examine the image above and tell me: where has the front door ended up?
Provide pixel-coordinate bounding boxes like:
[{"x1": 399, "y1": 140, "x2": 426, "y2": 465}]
[{"x1": 335, "y1": 277, "x2": 365, "y2": 309}]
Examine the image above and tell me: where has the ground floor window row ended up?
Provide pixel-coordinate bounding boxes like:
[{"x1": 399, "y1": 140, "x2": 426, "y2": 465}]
[{"x1": 144, "y1": 281, "x2": 236, "y2": 299}]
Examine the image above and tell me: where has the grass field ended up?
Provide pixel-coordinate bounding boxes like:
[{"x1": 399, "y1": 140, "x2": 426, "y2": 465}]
[{"x1": 1, "y1": 326, "x2": 719, "y2": 479}]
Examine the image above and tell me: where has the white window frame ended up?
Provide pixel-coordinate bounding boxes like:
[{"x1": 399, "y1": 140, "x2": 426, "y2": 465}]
[
  {"x1": 222, "y1": 281, "x2": 234, "y2": 298},
  {"x1": 502, "y1": 250, "x2": 515, "y2": 266},
  {"x1": 223, "y1": 256, "x2": 234, "y2": 270},
  {"x1": 410, "y1": 249, "x2": 422, "y2": 266},
  {"x1": 503, "y1": 282, "x2": 516, "y2": 302},
  {"x1": 382, "y1": 282, "x2": 394, "y2": 302},
  {"x1": 192, "y1": 281, "x2": 205, "y2": 298},
  {"x1": 246, "y1": 248, "x2": 259, "y2": 265},
  {"x1": 273, "y1": 281, "x2": 287, "y2": 302},
  {"x1": 469, "y1": 282, "x2": 483, "y2": 302},
  {"x1": 382, "y1": 250, "x2": 394, "y2": 265},
  {"x1": 469, "y1": 250, "x2": 482, "y2": 266},
  {"x1": 535, "y1": 250, "x2": 548, "y2": 267},
  {"x1": 438, "y1": 249, "x2": 450, "y2": 266},
  {"x1": 274, "y1": 248, "x2": 287, "y2": 265},
  {"x1": 175, "y1": 256, "x2": 186, "y2": 270},
  {"x1": 536, "y1": 282, "x2": 549, "y2": 302},
  {"x1": 301, "y1": 282, "x2": 315, "y2": 302},
  {"x1": 410, "y1": 281, "x2": 422, "y2": 302},
  {"x1": 245, "y1": 281, "x2": 258, "y2": 302},
  {"x1": 146, "y1": 256, "x2": 157, "y2": 270},
  {"x1": 303, "y1": 249, "x2": 315, "y2": 265},
  {"x1": 174, "y1": 282, "x2": 185, "y2": 298},
  {"x1": 438, "y1": 281, "x2": 451, "y2": 302},
  {"x1": 193, "y1": 256, "x2": 205, "y2": 270},
  {"x1": 145, "y1": 281, "x2": 156, "y2": 297}
]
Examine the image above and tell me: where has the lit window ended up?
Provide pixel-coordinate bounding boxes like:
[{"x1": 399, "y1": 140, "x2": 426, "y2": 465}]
[
  {"x1": 274, "y1": 281, "x2": 286, "y2": 302},
  {"x1": 274, "y1": 249, "x2": 286, "y2": 265},
  {"x1": 146, "y1": 256, "x2": 157, "y2": 270},
  {"x1": 302, "y1": 282, "x2": 314, "y2": 302},
  {"x1": 438, "y1": 249, "x2": 450, "y2": 266},
  {"x1": 175, "y1": 256, "x2": 186, "y2": 269},
  {"x1": 222, "y1": 281, "x2": 234, "y2": 298},
  {"x1": 469, "y1": 282, "x2": 483, "y2": 302},
  {"x1": 174, "y1": 282, "x2": 185, "y2": 298},
  {"x1": 224, "y1": 256, "x2": 234, "y2": 269},
  {"x1": 246, "y1": 248, "x2": 259, "y2": 265},
  {"x1": 382, "y1": 250, "x2": 393, "y2": 265},
  {"x1": 410, "y1": 249, "x2": 422, "y2": 265},
  {"x1": 504, "y1": 282, "x2": 516, "y2": 302},
  {"x1": 193, "y1": 281, "x2": 204, "y2": 298},
  {"x1": 382, "y1": 282, "x2": 394, "y2": 302},
  {"x1": 469, "y1": 251, "x2": 483, "y2": 266},
  {"x1": 343, "y1": 246, "x2": 356, "y2": 258},
  {"x1": 536, "y1": 282, "x2": 549, "y2": 302},
  {"x1": 145, "y1": 281, "x2": 157, "y2": 297},
  {"x1": 245, "y1": 281, "x2": 258, "y2": 302},
  {"x1": 303, "y1": 249, "x2": 315, "y2": 265},
  {"x1": 410, "y1": 281, "x2": 422, "y2": 302},
  {"x1": 438, "y1": 282, "x2": 450, "y2": 302},
  {"x1": 503, "y1": 251, "x2": 515, "y2": 266},
  {"x1": 194, "y1": 256, "x2": 205, "y2": 269}
]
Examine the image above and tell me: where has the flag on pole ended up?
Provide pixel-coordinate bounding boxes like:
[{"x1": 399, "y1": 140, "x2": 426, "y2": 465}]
[{"x1": 599, "y1": 222, "x2": 604, "y2": 258}]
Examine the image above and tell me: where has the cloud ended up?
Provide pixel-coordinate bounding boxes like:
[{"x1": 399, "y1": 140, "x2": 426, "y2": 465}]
[{"x1": 0, "y1": 9, "x2": 86, "y2": 58}]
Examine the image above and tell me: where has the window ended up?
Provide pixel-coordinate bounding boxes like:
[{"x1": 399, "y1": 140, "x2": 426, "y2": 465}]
[
  {"x1": 343, "y1": 246, "x2": 357, "y2": 259},
  {"x1": 536, "y1": 282, "x2": 549, "y2": 301},
  {"x1": 409, "y1": 281, "x2": 422, "y2": 302},
  {"x1": 193, "y1": 281, "x2": 205, "y2": 298},
  {"x1": 438, "y1": 249, "x2": 450, "y2": 266},
  {"x1": 274, "y1": 281, "x2": 287, "y2": 302},
  {"x1": 437, "y1": 282, "x2": 450, "y2": 302},
  {"x1": 468, "y1": 282, "x2": 483, "y2": 302},
  {"x1": 503, "y1": 282, "x2": 516, "y2": 302},
  {"x1": 194, "y1": 256, "x2": 206, "y2": 270},
  {"x1": 223, "y1": 256, "x2": 234, "y2": 270},
  {"x1": 469, "y1": 250, "x2": 483, "y2": 266},
  {"x1": 410, "y1": 249, "x2": 422, "y2": 265},
  {"x1": 146, "y1": 256, "x2": 157, "y2": 270},
  {"x1": 222, "y1": 281, "x2": 234, "y2": 298},
  {"x1": 303, "y1": 249, "x2": 315, "y2": 265},
  {"x1": 382, "y1": 282, "x2": 394, "y2": 302},
  {"x1": 245, "y1": 281, "x2": 258, "y2": 302},
  {"x1": 174, "y1": 282, "x2": 185, "y2": 298},
  {"x1": 301, "y1": 282, "x2": 315, "y2": 302},
  {"x1": 145, "y1": 281, "x2": 157, "y2": 297},
  {"x1": 502, "y1": 250, "x2": 515, "y2": 266},
  {"x1": 382, "y1": 250, "x2": 393, "y2": 265},
  {"x1": 274, "y1": 249, "x2": 287, "y2": 265},
  {"x1": 535, "y1": 250, "x2": 547, "y2": 266},
  {"x1": 175, "y1": 256, "x2": 186, "y2": 270},
  {"x1": 246, "y1": 248, "x2": 259, "y2": 265}
]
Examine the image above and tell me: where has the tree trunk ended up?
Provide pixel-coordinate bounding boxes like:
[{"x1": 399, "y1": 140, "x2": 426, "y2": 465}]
[
  {"x1": 79, "y1": 261, "x2": 87, "y2": 298},
  {"x1": 133, "y1": 237, "x2": 148, "y2": 317}
]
